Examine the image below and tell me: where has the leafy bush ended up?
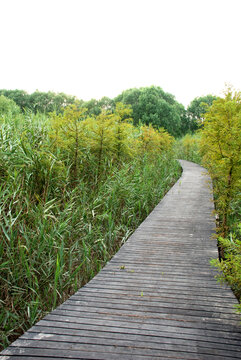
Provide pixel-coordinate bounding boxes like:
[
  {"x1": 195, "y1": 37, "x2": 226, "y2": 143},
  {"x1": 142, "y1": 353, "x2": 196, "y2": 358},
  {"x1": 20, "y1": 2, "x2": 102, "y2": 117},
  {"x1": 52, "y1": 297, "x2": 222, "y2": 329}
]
[
  {"x1": 0, "y1": 95, "x2": 21, "y2": 117},
  {"x1": 200, "y1": 87, "x2": 241, "y2": 235},
  {"x1": 199, "y1": 87, "x2": 241, "y2": 314},
  {"x1": 174, "y1": 134, "x2": 201, "y2": 164},
  {"x1": 210, "y1": 224, "x2": 241, "y2": 314}
]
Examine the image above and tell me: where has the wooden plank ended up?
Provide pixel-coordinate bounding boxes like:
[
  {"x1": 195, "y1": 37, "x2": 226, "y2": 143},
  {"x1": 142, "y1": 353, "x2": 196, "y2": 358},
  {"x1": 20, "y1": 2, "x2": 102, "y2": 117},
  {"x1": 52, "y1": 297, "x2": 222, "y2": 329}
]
[
  {"x1": 1, "y1": 160, "x2": 241, "y2": 359},
  {"x1": 65, "y1": 296, "x2": 237, "y2": 314},
  {"x1": 70, "y1": 291, "x2": 236, "y2": 307},
  {"x1": 43, "y1": 313, "x2": 241, "y2": 340},
  {"x1": 51, "y1": 304, "x2": 238, "y2": 322},
  {"x1": 46, "y1": 310, "x2": 241, "y2": 333},
  {"x1": 60, "y1": 297, "x2": 239, "y2": 317},
  {"x1": 29, "y1": 322, "x2": 241, "y2": 347},
  {"x1": 3, "y1": 340, "x2": 241, "y2": 359},
  {"x1": 15, "y1": 333, "x2": 241, "y2": 357}
]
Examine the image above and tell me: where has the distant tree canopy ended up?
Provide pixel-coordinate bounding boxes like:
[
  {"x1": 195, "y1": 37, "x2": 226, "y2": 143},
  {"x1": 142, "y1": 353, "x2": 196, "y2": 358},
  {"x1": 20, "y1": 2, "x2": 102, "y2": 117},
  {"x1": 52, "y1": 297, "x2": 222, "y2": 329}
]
[
  {"x1": 0, "y1": 95, "x2": 21, "y2": 116},
  {"x1": 187, "y1": 95, "x2": 218, "y2": 132},
  {"x1": 83, "y1": 96, "x2": 115, "y2": 116},
  {"x1": 114, "y1": 86, "x2": 187, "y2": 137},
  {"x1": 0, "y1": 89, "x2": 76, "y2": 114},
  {"x1": 1, "y1": 87, "x2": 220, "y2": 137}
]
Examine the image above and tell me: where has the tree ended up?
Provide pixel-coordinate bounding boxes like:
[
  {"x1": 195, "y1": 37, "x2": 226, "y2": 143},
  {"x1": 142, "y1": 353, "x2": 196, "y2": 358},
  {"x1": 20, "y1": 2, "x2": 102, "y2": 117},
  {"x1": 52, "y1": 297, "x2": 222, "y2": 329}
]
[
  {"x1": 115, "y1": 88, "x2": 142, "y2": 124},
  {"x1": 111, "y1": 102, "x2": 134, "y2": 162},
  {"x1": 201, "y1": 88, "x2": 241, "y2": 309},
  {"x1": 87, "y1": 111, "x2": 115, "y2": 178},
  {"x1": 0, "y1": 89, "x2": 77, "y2": 113},
  {"x1": 137, "y1": 125, "x2": 174, "y2": 158},
  {"x1": 187, "y1": 95, "x2": 218, "y2": 132},
  {"x1": 200, "y1": 87, "x2": 241, "y2": 235},
  {"x1": 98, "y1": 97, "x2": 115, "y2": 112},
  {"x1": 0, "y1": 89, "x2": 30, "y2": 111},
  {"x1": 83, "y1": 98, "x2": 101, "y2": 116},
  {"x1": 114, "y1": 86, "x2": 184, "y2": 137},
  {"x1": 0, "y1": 95, "x2": 21, "y2": 117},
  {"x1": 29, "y1": 91, "x2": 76, "y2": 113},
  {"x1": 50, "y1": 105, "x2": 88, "y2": 184},
  {"x1": 83, "y1": 97, "x2": 114, "y2": 117},
  {"x1": 85, "y1": 102, "x2": 135, "y2": 175}
]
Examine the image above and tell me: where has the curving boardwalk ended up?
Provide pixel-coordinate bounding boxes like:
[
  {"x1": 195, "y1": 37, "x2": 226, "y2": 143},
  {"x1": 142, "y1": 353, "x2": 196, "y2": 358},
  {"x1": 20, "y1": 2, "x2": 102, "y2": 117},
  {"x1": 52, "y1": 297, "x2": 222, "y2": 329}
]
[{"x1": 1, "y1": 160, "x2": 241, "y2": 359}]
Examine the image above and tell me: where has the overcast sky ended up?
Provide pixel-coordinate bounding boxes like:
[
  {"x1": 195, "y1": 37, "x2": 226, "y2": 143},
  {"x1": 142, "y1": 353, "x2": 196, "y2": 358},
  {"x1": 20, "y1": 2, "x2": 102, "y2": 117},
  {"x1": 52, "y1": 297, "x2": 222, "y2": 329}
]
[{"x1": 1, "y1": 0, "x2": 240, "y2": 107}]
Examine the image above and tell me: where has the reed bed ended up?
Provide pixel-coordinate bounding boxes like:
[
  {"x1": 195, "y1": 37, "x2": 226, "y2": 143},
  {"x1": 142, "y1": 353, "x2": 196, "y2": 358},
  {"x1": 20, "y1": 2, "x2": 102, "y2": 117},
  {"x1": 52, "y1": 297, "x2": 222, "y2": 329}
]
[{"x1": 0, "y1": 110, "x2": 181, "y2": 349}]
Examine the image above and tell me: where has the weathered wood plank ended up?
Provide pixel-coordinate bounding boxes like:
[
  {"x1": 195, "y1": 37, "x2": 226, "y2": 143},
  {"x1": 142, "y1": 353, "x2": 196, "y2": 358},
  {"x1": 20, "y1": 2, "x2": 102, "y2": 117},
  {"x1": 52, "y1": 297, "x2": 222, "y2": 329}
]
[
  {"x1": 42, "y1": 313, "x2": 241, "y2": 341},
  {"x1": 28, "y1": 323, "x2": 241, "y2": 347},
  {"x1": 3, "y1": 339, "x2": 241, "y2": 359},
  {"x1": 1, "y1": 160, "x2": 241, "y2": 360}
]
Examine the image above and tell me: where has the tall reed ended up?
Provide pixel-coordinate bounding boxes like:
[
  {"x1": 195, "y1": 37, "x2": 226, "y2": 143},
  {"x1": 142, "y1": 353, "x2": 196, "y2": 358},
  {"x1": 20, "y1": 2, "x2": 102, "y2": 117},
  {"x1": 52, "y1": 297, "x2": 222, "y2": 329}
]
[{"x1": 0, "y1": 111, "x2": 181, "y2": 350}]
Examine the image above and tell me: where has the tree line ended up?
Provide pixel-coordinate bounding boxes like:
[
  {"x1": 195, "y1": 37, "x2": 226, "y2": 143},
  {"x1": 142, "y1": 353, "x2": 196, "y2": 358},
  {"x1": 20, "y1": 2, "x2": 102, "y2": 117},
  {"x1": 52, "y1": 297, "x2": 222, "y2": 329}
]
[{"x1": 0, "y1": 86, "x2": 217, "y2": 138}]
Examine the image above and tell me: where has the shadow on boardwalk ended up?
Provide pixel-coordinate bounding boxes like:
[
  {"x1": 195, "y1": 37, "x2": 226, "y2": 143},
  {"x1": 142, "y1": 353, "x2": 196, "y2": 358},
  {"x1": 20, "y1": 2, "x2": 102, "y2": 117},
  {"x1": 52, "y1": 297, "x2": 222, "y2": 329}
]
[{"x1": 1, "y1": 160, "x2": 241, "y2": 359}]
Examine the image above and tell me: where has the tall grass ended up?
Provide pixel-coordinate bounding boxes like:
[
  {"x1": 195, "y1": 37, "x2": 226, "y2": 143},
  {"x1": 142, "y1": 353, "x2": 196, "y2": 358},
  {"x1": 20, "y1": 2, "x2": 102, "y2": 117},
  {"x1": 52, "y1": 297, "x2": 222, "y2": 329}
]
[
  {"x1": 0, "y1": 112, "x2": 181, "y2": 350},
  {"x1": 174, "y1": 134, "x2": 201, "y2": 164}
]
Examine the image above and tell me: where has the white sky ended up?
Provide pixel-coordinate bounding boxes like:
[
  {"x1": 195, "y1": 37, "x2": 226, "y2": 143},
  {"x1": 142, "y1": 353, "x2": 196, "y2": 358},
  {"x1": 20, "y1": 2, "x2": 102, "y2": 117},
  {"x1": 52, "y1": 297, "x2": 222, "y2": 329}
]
[{"x1": 1, "y1": 0, "x2": 241, "y2": 107}]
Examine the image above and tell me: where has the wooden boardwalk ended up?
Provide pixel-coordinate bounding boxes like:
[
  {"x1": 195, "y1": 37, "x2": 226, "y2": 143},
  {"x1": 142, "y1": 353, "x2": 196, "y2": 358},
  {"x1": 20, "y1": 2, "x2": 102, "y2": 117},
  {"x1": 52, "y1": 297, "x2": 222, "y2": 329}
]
[{"x1": 1, "y1": 160, "x2": 241, "y2": 359}]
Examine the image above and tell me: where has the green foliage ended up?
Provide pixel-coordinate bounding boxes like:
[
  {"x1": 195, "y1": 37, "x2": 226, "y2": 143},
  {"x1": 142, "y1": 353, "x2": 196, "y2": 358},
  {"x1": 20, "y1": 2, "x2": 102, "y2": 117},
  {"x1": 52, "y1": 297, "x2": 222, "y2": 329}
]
[
  {"x1": 1, "y1": 87, "x2": 192, "y2": 137},
  {"x1": 187, "y1": 95, "x2": 218, "y2": 132},
  {"x1": 0, "y1": 108, "x2": 181, "y2": 350},
  {"x1": 83, "y1": 96, "x2": 114, "y2": 116},
  {"x1": 115, "y1": 86, "x2": 186, "y2": 137},
  {"x1": 0, "y1": 95, "x2": 21, "y2": 117},
  {"x1": 137, "y1": 125, "x2": 174, "y2": 158},
  {"x1": 28, "y1": 91, "x2": 77, "y2": 113},
  {"x1": 110, "y1": 102, "x2": 135, "y2": 162},
  {"x1": 87, "y1": 110, "x2": 115, "y2": 177},
  {"x1": 175, "y1": 134, "x2": 201, "y2": 164},
  {"x1": 0, "y1": 90, "x2": 29, "y2": 111},
  {"x1": 210, "y1": 225, "x2": 241, "y2": 314},
  {"x1": 50, "y1": 105, "x2": 88, "y2": 184},
  {"x1": 49, "y1": 101, "x2": 175, "y2": 181},
  {"x1": 0, "y1": 89, "x2": 76, "y2": 114},
  {"x1": 199, "y1": 86, "x2": 241, "y2": 312},
  {"x1": 200, "y1": 87, "x2": 241, "y2": 235}
]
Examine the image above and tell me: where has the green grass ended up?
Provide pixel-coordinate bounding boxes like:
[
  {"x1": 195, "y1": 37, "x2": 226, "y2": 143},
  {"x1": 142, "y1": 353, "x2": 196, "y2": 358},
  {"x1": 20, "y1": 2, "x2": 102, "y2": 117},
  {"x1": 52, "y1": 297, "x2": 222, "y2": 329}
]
[{"x1": 174, "y1": 134, "x2": 201, "y2": 164}]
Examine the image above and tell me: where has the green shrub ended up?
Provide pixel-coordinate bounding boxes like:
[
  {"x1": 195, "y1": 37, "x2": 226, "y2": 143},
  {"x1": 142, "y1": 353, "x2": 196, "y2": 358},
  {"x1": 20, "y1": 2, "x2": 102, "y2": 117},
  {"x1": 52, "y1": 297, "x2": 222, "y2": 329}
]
[
  {"x1": 0, "y1": 95, "x2": 21, "y2": 117},
  {"x1": 174, "y1": 134, "x2": 201, "y2": 164},
  {"x1": 211, "y1": 224, "x2": 241, "y2": 314}
]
